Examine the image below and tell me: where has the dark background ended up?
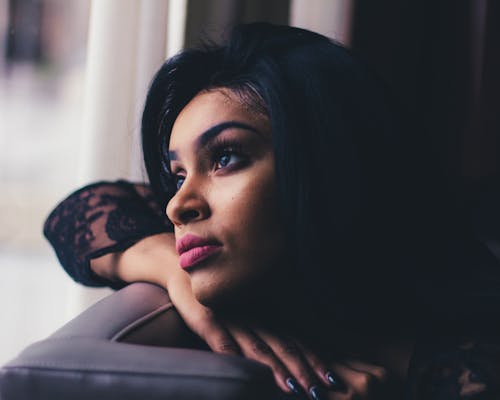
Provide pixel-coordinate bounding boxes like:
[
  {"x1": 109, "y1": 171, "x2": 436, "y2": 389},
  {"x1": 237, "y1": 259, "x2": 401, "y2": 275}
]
[{"x1": 183, "y1": 0, "x2": 500, "y2": 185}]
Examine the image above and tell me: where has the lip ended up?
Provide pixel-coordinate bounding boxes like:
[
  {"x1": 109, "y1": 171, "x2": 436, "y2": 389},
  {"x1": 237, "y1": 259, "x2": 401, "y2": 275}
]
[{"x1": 176, "y1": 233, "x2": 222, "y2": 270}]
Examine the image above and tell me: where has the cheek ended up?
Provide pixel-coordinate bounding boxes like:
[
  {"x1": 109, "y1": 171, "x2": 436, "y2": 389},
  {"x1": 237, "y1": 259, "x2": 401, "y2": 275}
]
[{"x1": 211, "y1": 170, "x2": 283, "y2": 258}]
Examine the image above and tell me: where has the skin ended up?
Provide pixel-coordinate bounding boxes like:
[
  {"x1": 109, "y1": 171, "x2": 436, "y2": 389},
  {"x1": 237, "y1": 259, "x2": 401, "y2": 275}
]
[{"x1": 167, "y1": 88, "x2": 286, "y2": 311}]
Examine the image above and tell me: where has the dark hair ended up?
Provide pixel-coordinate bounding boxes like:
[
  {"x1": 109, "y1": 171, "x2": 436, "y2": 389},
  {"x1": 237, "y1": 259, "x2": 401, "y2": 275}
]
[{"x1": 141, "y1": 23, "x2": 487, "y2": 328}]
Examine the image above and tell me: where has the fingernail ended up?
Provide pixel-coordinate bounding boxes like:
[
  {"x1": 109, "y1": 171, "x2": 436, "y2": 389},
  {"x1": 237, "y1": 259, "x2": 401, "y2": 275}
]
[
  {"x1": 326, "y1": 371, "x2": 345, "y2": 391},
  {"x1": 286, "y1": 377, "x2": 300, "y2": 394},
  {"x1": 309, "y1": 386, "x2": 326, "y2": 400},
  {"x1": 325, "y1": 371, "x2": 339, "y2": 386}
]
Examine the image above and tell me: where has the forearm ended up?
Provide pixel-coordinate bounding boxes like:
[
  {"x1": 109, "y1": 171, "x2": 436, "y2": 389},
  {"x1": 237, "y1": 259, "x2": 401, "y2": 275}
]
[
  {"x1": 90, "y1": 233, "x2": 182, "y2": 289},
  {"x1": 44, "y1": 180, "x2": 172, "y2": 287}
]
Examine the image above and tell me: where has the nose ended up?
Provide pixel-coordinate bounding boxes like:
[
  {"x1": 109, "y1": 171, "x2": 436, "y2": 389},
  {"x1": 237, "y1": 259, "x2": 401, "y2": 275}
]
[{"x1": 166, "y1": 177, "x2": 210, "y2": 226}]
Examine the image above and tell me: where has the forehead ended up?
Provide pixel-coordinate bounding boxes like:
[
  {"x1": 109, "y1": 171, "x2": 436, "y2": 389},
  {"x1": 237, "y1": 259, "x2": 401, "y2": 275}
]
[{"x1": 169, "y1": 89, "x2": 269, "y2": 149}]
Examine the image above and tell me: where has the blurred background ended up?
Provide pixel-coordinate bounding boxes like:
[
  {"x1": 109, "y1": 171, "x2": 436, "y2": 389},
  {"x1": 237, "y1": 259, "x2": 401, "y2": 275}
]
[{"x1": 0, "y1": 0, "x2": 498, "y2": 364}]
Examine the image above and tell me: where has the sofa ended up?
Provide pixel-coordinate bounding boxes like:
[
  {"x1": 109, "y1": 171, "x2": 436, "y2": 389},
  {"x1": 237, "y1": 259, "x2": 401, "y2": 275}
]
[{"x1": 0, "y1": 282, "x2": 284, "y2": 399}]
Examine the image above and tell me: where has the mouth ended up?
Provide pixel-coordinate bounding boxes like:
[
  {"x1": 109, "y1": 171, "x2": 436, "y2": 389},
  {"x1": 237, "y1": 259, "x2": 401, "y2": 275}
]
[{"x1": 176, "y1": 233, "x2": 222, "y2": 270}]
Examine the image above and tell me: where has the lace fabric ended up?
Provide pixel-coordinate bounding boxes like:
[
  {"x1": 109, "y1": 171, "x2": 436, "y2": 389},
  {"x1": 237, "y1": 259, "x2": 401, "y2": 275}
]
[{"x1": 43, "y1": 180, "x2": 172, "y2": 289}]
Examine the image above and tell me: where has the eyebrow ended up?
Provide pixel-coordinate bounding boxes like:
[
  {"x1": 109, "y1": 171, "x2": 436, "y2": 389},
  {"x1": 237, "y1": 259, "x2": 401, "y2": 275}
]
[{"x1": 168, "y1": 121, "x2": 260, "y2": 161}]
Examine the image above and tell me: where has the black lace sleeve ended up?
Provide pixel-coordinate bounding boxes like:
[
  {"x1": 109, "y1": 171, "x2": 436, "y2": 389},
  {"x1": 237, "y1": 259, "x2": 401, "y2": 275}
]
[
  {"x1": 407, "y1": 335, "x2": 500, "y2": 399},
  {"x1": 43, "y1": 180, "x2": 172, "y2": 289}
]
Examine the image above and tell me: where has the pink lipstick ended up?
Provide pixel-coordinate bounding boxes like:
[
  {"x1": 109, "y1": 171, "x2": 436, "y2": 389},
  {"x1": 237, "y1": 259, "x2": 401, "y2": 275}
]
[{"x1": 176, "y1": 233, "x2": 222, "y2": 269}]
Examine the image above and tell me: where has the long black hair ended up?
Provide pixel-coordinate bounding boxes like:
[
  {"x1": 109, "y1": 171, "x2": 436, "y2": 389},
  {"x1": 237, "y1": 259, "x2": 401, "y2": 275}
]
[{"x1": 142, "y1": 23, "x2": 498, "y2": 331}]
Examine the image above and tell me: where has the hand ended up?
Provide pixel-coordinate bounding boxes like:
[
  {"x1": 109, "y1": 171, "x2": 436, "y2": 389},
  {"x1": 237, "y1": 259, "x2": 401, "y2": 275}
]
[
  {"x1": 166, "y1": 271, "x2": 336, "y2": 398},
  {"x1": 223, "y1": 322, "x2": 338, "y2": 397},
  {"x1": 222, "y1": 332, "x2": 398, "y2": 400}
]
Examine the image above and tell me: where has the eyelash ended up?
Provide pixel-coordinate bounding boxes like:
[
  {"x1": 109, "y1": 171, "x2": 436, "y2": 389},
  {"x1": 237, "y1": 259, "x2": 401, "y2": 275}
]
[
  {"x1": 172, "y1": 138, "x2": 248, "y2": 191},
  {"x1": 208, "y1": 138, "x2": 247, "y2": 168}
]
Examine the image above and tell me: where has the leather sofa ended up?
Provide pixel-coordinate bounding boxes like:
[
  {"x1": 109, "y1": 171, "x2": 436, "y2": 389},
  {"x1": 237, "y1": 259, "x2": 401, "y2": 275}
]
[{"x1": 0, "y1": 282, "x2": 284, "y2": 399}]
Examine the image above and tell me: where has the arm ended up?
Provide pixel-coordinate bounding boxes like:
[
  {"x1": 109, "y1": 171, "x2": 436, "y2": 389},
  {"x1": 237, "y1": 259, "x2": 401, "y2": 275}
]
[
  {"x1": 90, "y1": 232, "x2": 177, "y2": 289},
  {"x1": 43, "y1": 180, "x2": 171, "y2": 289},
  {"x1": 43, "y1": 181, "x2": 244, "y2": 361}
]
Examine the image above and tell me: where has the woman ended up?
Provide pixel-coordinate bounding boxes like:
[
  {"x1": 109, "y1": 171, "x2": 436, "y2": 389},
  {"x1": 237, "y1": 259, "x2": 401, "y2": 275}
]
[{"x1": 44, "y1": 23, "x2": 500, "y2": 399}]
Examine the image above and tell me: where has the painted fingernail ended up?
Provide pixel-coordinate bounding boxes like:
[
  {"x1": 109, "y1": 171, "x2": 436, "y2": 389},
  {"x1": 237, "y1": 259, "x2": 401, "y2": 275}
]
[
  {"x1": 325, "y1": 371, "x2": 338, "y2": 386},
  {"x1": 325, "y1": 371, "x2": 345, "y2": 390},
  {"x1": 309, "y1": 385, "x2": 326, "y2": 400},
  {"x1": 286, "y1": 377, "x2": 300, "y2": 394}
]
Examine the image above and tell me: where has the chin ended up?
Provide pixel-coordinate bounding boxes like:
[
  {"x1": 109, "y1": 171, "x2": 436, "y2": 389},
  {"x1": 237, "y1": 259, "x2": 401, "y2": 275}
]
[
  {"x1": 191, "y1": 276, "x2": 225, "y2": 308},
  {"x1": 189, "y1": 261, "x2": 279, "y2": 313},
  {"x1": 193, "y1": 287, "x2": 232, "y2": 312},
  {"x1": 191, "y1": 275, "x2": 246, "y2": 312}
]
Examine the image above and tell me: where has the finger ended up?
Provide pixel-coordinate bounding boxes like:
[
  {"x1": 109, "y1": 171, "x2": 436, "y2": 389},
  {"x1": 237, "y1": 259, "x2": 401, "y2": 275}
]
[
  {"x1": 255, "y1": 328, "x2": 327, "y2": 398},
  {"x1": 165, "y1": 275, "x2": 242, "y2": 357},
  {"x1": 342, "y1": 360, "x2": 388, "y2": 383},
  {"x1": 202, "y1": 322, "x2": 241, "y2": 356},
  {"x1": 295, "y1": 340, "x2": 342, "y2": 389},
  {"x1": 189, "y1": 309, "x2": 241, "y2": 356},
  {"x1": 225, "y1": 322, "x2": 294, "y2": 394},
  {"x1": 329, "y1": 362, "x2": 377, "y2": 400}
]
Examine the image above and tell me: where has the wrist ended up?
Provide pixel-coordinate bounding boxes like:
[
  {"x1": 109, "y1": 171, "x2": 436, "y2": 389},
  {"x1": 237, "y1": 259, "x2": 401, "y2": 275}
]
[{"x1": 117, "y1": 233, "x2": 180, "y2": 288}]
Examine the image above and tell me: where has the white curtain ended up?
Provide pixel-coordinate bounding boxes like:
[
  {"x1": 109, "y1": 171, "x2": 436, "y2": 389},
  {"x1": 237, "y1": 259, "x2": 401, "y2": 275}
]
[
  {"x1": 290, "y1": 0, "x2": 355, "y2": 46},
  {"x1": 69, "y1": 0, "x2": 186, "y2": 317}
]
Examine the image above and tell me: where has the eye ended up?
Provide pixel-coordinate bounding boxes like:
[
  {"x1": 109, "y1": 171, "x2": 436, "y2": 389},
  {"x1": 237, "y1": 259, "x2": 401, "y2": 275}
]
[
  {"x1": 208, "y1": 138, "x2": 248, "y2": 172},
  {"x1": 174, "y1": 175, "x2": 185, "y2": 190},
  {"x1": 212, "y1": 142, "x2": 248, "y2": 171},
  {"x1": 216, "y1": 151, "x2": 241, "y2": 169}
]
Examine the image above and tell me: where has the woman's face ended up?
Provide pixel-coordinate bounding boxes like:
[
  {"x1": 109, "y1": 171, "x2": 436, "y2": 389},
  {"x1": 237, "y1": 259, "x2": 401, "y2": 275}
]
[{"x1": 166, "y1": 88, "x2": 285, "y2": 309}]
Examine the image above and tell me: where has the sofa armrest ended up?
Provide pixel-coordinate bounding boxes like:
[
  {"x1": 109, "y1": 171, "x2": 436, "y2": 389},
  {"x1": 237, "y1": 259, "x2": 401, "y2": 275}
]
[
  {"x1": 50, "y1": 282, "x2": 194, "y2": 347},
  {"x1": 0, "y1": 283, "x2": 283, "y2": 400}
]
